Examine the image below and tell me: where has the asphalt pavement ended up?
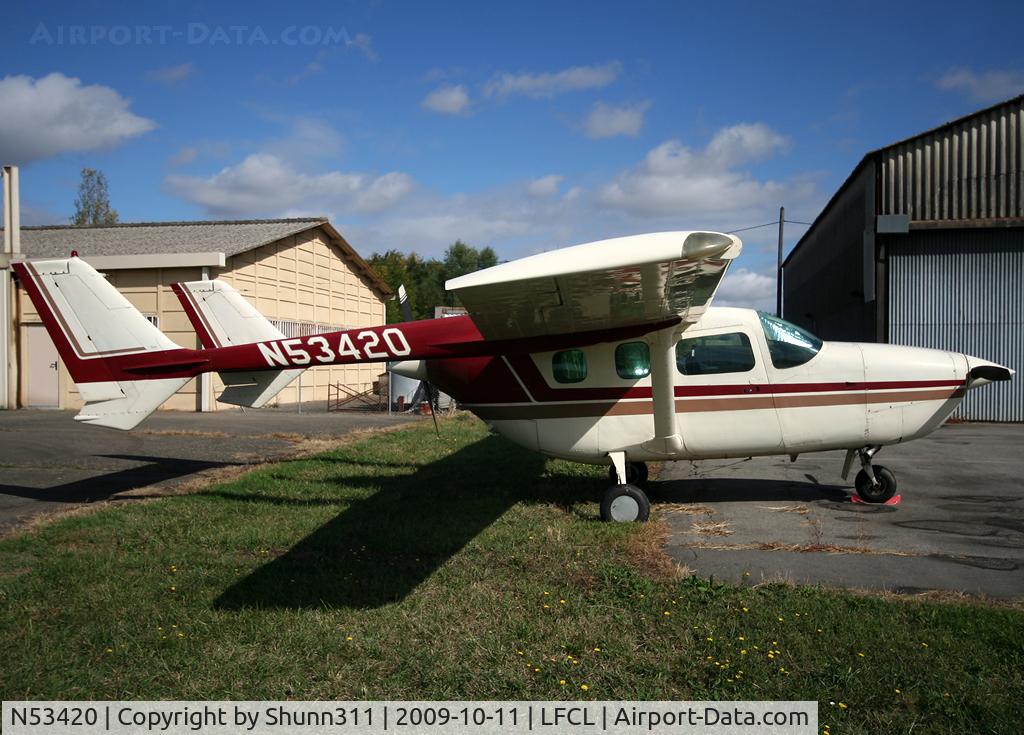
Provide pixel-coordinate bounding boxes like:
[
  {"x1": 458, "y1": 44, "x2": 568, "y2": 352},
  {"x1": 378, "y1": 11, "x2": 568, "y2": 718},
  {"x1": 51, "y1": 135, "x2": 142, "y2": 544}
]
[
  {"x1": 658, "y1": 423, "x2": 1024, "y2": 600},
  {"x1": 0, "y1": 405, "x2": 414, "y2": 534}
]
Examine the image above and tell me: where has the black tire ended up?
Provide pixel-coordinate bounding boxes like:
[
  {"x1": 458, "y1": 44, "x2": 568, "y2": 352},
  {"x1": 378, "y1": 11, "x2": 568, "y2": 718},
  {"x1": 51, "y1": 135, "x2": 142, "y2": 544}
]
[
  {"x1": 854, "y1": 465, "x2": 897, "y2": 503},
  {"x1": 600, "y1": 484, "x2": 651, "y2": 523},
  {"x1": 607, "y1": 461, "x2": 649, "y2": 486}
]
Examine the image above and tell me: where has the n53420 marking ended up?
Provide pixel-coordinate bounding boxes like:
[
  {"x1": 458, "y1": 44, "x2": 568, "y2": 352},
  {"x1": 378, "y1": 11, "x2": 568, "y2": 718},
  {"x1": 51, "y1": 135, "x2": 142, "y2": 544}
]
[{"x1": 257, "y1": 327, "x2": 411, "y2": 367}]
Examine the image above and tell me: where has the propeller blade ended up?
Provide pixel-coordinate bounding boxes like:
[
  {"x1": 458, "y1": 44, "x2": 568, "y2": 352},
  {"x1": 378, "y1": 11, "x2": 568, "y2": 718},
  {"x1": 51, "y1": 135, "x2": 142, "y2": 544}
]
[{"x1": 398, "y1": 284, "x2": 414, "y2": 322}]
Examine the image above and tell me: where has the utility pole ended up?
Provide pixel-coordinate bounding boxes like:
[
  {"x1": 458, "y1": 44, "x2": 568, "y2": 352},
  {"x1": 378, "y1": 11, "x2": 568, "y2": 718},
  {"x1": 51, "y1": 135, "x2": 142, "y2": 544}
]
[
  {"x1": 776, "y1": 205, "x2": 784, "y2": 318},
  {"x1": 2, "y1": 165, "x2": 22, "y2": 410}
]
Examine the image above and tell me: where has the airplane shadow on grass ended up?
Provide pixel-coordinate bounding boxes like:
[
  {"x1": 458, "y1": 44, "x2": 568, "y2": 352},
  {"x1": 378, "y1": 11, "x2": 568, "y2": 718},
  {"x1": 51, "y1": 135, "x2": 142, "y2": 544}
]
[{"x1": 213, "y1": 435, "x2": 600, "y2": 611}]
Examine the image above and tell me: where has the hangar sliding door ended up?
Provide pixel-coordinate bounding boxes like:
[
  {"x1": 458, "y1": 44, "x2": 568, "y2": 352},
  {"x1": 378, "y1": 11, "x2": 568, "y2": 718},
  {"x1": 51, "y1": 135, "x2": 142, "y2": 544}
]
[{"x1": 888, "y1": 229, "x2": 1023, "y2": 422}]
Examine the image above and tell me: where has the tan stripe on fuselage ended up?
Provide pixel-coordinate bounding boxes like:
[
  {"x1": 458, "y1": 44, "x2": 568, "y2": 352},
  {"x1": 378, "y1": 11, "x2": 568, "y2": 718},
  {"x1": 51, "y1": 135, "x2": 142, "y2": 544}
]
[{"x1": 466, "y1": 387, "x2": 963, "y2": 421}]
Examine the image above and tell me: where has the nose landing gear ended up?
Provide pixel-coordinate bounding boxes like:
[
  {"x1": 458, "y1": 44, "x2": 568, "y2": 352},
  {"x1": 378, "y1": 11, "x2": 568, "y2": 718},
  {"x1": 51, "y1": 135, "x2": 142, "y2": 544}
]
[
  {"x1": 843, "y1": 446, "x2": 898, "y2": 503},
  {"x1": 602, "y1": 453, "x2": 651, "y2": 522}
]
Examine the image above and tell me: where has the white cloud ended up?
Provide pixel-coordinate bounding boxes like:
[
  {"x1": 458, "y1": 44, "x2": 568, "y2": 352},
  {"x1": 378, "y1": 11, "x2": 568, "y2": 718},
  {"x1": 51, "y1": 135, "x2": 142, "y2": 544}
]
[
  {"x1": 341, "y1": 178, "x2": 593, "y2": 257},
  {"x1": 526, "y1": 174, "x2": 563, "y2": 197},
  {"x1": 422, "y1": 84, "x2": 471, "y2": 115},
  {"x1": 167, "y1": 140, "x2": 233, "y2": 168},
  {"x1": 146, "y1": 63, "x2": 195, "y2": 84},
  {"x1": 2, "y1": 201, "x2": 64, "y2": 227},
  {"x1": 266, "y1": 118, "x2": 344, "y2": 160},
  {"x1": 937, "y1": 68, "x2": 1024, "y2": 102},
  {"x1": 484, "y1": 61, "x2": 621, "y2": 99},
  {"x1": 285, "y1": 59, "x2": 325, "y2": 86},
  {"x1": 346, "y1": 33, "x2": 376, "y2": 61},
  {"x1": 0, "y1": 72, "x2": 155, "y2": 164},
  {"x1": 585, "y1": 100, "x2": 651, "y2": 139},
  {"x1": 599, "y1": 123, "x2": 798, "y2": 217},
  {"x1": 168, "y1": 147, "x2": 198, "y2": 166},
  {"x1": 164, "y1": 153, "x2": 413, "y2": 218},
  {"x1": 713, "y1": 267, "x2": 776, "y2": 312}
]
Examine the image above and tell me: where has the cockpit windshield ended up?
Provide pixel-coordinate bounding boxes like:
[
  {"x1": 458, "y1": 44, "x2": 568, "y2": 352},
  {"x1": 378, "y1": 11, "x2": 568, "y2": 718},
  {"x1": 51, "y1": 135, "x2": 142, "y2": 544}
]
[{"x1": 757, "y1": 312, "x2": 823, "y2": 369}]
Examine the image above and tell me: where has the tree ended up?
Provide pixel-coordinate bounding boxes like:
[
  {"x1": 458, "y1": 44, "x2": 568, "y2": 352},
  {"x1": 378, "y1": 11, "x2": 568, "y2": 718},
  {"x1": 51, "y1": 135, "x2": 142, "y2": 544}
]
[
  {"x1": 368, "y1": 249, "x2": 411, "y2": 323},
  {"x1": 71, "y1": 169, "x2": 119, "y2": 226},
  {"x1": 368, "y1": 240, "x2": 500, "y2": 322},
  {"x1": 442, "y1": 240, "x2": 498, "y2": 281},
  {"x1": 441, "y1": 241, "x2": 497, "y2": 310}
]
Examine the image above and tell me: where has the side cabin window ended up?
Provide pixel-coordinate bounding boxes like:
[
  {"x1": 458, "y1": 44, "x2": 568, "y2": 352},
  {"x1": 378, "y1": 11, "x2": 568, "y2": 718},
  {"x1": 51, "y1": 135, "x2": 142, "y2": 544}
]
[
  {"x1": 552, "y1": 349, "x2": 588, "y2": 383},
  {"x1": 676, "y1": 332, "x2": 756, "y2": 375},
  {"x1": 615, "y1": 341, "x2": 651, "y2": 379}
]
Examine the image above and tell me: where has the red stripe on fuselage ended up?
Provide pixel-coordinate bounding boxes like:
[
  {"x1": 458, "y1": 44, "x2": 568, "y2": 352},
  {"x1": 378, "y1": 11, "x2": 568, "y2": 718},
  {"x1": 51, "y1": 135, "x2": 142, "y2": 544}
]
[{"x1": 500, "y1": 353, "x2": 962, "y2": 402}]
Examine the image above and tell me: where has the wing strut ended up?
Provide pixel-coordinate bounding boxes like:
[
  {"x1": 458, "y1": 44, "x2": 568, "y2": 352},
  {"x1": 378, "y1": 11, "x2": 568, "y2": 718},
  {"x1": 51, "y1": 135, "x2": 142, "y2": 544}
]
[{"x1": 642, "y1": 325, "x2": 684, "y2": 456}]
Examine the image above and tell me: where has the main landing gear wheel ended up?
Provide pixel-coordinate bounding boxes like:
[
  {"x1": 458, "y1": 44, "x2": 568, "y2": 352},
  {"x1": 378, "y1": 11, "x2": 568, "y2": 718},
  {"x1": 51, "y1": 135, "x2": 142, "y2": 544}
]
[
  {"x1": 855, "y1": 465, "x2": 897, "y2": 503},
  {"x1": 601, "y1": 484, "x2": 651, "y2": 523},
  {"x1": 608, "y1": 461, "x2": 649, "y2": 486}
]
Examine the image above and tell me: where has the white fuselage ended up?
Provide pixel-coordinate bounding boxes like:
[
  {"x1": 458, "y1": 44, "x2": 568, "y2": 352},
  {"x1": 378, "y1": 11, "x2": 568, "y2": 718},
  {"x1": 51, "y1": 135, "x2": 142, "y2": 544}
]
[{"x1": 456, "y1": 308, "x2": 984, "y2": 464}]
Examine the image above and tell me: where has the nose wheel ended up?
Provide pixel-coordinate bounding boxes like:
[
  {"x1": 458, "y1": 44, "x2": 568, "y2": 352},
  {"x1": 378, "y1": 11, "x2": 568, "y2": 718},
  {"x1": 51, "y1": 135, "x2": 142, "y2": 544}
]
[
  {"x1": 846, "y1": 446, "x2": 898, "y2": 503},
  {"x1": 855, "y1": 465, "x2": 897, "y2": 503}
]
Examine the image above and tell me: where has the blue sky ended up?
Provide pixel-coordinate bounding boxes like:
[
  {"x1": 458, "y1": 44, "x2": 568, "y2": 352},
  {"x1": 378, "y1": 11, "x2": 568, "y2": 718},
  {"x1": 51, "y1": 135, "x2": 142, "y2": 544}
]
[{"x1": 1, "y1": 0, "x2": 1021, "y2": 309}]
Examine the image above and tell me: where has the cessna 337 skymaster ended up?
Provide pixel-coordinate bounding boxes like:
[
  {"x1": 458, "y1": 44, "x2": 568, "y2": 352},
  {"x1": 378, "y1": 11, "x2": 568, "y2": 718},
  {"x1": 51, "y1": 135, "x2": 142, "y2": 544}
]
[{"x1": 12, "y1": 231, "x2": 1012, "y2": 522}]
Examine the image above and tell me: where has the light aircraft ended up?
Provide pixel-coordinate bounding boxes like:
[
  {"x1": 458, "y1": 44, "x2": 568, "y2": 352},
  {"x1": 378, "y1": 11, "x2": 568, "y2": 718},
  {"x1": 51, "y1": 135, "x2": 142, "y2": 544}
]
[{"x1": 12, "y1": 231, "x2": 1012, "y2": 522}]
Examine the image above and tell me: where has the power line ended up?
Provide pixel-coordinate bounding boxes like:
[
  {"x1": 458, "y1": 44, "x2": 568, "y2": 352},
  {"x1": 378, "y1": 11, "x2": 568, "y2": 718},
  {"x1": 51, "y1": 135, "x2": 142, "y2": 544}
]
[
  {"x1": 727, "y1": 218, "x2": 813, "y2": 234},
  {"x1": 726, "y1": 221, "x2": 777, "y2": 234}
]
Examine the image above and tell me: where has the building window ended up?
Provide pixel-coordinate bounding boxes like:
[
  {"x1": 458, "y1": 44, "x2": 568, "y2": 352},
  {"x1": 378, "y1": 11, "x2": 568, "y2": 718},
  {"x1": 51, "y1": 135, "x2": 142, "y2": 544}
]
[
  {"x1": 143, "y1": 314, "x2": 159, "y2": 328},
  {"x1": 615, "y1": 341, "x2": 650, "y2": 379},
  {"x1": 676, "y1": 332, "x2": 756, "y2": 375},
  {"x1": 552, "y1": 349, "x2": 587, "y2": 383}
]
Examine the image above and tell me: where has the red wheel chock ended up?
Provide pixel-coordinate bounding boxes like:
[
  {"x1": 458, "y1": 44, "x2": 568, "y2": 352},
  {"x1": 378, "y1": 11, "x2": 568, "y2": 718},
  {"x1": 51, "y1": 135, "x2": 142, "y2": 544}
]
[{"x1": 851, "y1": 494, "x2": 902, "y2": 505}]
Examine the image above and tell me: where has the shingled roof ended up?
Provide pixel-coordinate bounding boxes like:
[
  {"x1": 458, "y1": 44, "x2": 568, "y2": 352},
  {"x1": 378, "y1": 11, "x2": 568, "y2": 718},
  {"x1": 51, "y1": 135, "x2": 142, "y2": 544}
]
[{"x1": 5, "y1": 217, "x2": 392, "y2": 297}]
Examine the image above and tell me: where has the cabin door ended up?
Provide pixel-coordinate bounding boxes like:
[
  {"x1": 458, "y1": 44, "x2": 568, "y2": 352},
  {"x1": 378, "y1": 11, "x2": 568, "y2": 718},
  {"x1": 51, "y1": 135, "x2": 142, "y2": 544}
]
[{"x1": 674, "y1": 326, "x2": 784, "y2": 458}]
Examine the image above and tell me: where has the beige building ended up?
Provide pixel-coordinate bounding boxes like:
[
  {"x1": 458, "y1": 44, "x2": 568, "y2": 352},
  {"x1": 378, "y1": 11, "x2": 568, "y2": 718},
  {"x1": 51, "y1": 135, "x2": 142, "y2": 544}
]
[{"x1": 9, "y1": 218, "x2": 391, "y2": 411}]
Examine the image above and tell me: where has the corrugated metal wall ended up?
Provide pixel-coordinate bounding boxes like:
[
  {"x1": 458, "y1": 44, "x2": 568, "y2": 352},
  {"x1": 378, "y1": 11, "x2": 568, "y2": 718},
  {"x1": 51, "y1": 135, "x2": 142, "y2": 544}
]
[
  {"x1": 889, "y1": 229, "x2": 1023, "y2": 421},
  {"x1": 782, "y1": 164, "x2": 877, "y2": 341},
  {"x1": 880, "y1": 97, "x2": 1024, "y2": 221}
]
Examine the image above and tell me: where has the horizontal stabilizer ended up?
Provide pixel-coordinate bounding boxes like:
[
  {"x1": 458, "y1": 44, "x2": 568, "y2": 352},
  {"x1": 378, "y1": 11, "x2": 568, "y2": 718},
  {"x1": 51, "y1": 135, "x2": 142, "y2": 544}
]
[
  {"x1": 75, "y1": 378, "x2": 191, "y2": 430},
  {"x1": 216, "y1": 368, "x2": 304, "y2": 408},
  {"x1": 172, "y1": 279, "x2": 302, "y2": 407}
]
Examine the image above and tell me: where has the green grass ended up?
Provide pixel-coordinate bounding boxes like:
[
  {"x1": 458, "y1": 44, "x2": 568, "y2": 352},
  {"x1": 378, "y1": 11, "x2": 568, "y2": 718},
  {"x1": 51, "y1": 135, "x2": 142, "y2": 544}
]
[{"x1": 1, "y1": 415, "x2": 1022, "y2": 733}]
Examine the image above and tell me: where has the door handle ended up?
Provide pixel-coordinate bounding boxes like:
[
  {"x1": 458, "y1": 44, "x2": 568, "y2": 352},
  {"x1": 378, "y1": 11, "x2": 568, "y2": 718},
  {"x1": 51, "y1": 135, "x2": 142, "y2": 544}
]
[{"x1": 744, "y1": 386, "x2": 760, "y2": 393}]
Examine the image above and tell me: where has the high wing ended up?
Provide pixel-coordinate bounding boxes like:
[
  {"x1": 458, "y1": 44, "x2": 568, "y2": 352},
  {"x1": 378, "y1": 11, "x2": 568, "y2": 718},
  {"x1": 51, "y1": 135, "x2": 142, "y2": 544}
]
[
  {"x1": 445, "y1": 231, "x2": 742, "y2": 341},
  {"x1": 12, "y1": 230, "x2": 743, "y2": 431}
]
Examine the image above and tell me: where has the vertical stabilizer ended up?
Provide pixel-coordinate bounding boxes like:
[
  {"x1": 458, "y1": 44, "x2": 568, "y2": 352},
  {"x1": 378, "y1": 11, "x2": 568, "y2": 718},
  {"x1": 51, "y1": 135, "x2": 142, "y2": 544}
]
[
  {"x1": 173, "y1": 279, "x2": 303, "y2": 407},
  {"x1": 13, "y1": 258, "x2": 189, "y2": 429}
]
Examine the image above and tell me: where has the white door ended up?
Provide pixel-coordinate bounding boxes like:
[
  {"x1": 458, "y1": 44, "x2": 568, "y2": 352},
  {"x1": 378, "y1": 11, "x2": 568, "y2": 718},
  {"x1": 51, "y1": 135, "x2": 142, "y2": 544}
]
[
  {"x1": 675, "y1": 326, "x2": 784, "y2": 458},
  {"x1": 27, "y1": 325, "x2": 59, "y2": 407}
]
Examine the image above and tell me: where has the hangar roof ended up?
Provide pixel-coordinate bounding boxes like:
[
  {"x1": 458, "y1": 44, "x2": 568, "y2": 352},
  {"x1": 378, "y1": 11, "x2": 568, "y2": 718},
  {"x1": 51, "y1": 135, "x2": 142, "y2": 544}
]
[
  {"x1": 783, "y1": 92, "x2": 1024, "y2": 269},
  {"x1": 5, "y1": 217, "x2": 392, "y2": 297}
]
